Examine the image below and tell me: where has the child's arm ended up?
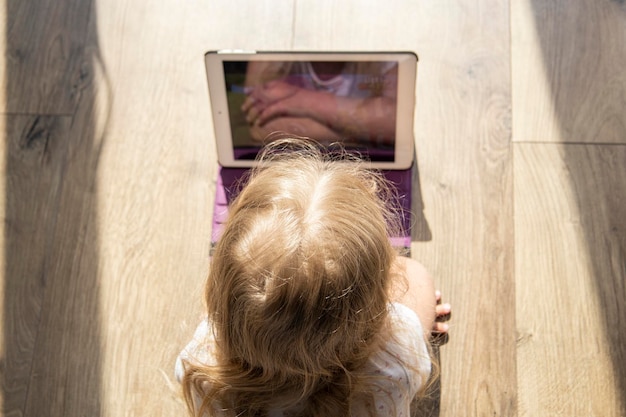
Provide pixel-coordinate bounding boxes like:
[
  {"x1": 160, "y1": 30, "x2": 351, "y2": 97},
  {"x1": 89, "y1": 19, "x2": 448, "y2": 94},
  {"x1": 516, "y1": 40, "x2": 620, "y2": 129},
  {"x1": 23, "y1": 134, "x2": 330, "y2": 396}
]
[{"x1": 390, "y1": 256, "x2": 450, "y2": 340}]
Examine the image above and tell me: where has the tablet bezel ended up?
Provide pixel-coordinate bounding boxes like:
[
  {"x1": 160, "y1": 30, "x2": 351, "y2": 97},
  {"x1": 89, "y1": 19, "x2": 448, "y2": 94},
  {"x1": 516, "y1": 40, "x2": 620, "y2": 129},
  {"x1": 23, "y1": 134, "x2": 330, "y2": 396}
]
[{"x1": 205, "y1": 50, "x2": 417, "y2": 169}]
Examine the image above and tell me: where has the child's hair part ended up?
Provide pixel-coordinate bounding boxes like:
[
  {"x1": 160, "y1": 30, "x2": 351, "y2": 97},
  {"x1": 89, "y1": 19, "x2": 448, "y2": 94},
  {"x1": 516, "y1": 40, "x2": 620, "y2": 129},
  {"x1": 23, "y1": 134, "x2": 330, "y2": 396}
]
[{"x1": 184, "y1": 138, "x2": 403, "y2": 416}]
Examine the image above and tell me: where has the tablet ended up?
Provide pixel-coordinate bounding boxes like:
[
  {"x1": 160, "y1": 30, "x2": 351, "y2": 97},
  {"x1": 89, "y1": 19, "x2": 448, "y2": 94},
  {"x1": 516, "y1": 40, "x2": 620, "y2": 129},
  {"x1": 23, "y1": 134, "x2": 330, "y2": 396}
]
[{"x1": 205, "y1": 50, "x2": 417, "y2": 169}]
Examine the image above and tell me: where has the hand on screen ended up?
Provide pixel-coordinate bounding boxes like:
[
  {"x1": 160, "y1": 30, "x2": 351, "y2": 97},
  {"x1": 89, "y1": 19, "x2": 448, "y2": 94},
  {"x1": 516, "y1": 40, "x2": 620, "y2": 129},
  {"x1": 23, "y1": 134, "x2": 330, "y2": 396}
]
[
  {"x1": 241, "y1": 80, "x2": 307, "y2": 126},
  {"x1": 241, "y1": 61, "x2": 398, "y2": 146}
]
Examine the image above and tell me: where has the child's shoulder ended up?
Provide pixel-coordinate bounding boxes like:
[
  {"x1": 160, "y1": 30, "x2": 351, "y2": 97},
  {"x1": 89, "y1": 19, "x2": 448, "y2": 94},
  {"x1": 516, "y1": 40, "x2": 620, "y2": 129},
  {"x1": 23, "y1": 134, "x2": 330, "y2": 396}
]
[
  {"x1": 385, "y1": 302, "x2": 431, "y2": 371},
  {"x1": 174, "y1": 319, "x2": 217, "y2": 382},
  {"x1": 359, "y1": 302, "x2": 432, "y2": 405}
]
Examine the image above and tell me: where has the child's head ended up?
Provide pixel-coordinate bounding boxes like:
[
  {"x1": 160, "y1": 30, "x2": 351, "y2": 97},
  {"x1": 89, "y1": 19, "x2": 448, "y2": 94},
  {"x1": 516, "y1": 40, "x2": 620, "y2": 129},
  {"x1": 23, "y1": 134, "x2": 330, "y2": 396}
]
[{"x1": 192, "y1": 138, "x2": 401, "y2": 414}]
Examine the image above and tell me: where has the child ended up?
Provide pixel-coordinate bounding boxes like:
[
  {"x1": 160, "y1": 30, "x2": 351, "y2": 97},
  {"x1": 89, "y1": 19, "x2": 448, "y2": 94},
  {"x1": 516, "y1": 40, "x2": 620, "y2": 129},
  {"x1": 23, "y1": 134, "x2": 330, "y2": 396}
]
[{"x1": 176, "y1": 138, "x2": 451, "y2": 417}]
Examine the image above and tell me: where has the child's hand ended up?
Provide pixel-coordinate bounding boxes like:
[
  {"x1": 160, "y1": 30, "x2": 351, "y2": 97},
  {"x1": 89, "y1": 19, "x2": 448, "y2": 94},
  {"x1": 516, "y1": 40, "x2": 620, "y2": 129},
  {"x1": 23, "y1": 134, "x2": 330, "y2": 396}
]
[{"x1": 433, "y1": 290, "x2": 451, "y2": 335}]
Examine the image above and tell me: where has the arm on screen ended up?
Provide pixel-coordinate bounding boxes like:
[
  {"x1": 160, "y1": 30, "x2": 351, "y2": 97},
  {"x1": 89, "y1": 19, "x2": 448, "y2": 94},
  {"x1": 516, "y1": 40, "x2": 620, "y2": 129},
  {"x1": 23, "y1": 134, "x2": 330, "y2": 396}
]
[
  {"x1": 243, "y1": 62, "x2": 338, "y2": 142},
  {"x1": 247, "y1": 116, "x2": 342, "y2": 143},
  {"x1": 243, "y1": 62, "x2": 397, "y2": 144}
]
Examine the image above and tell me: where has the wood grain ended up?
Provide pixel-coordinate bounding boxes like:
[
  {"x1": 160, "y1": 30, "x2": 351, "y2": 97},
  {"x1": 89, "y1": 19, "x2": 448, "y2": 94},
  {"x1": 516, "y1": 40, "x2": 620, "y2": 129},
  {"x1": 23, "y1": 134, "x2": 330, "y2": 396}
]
[
  {"x1": 512, "y1": 0, "x2": 626, "y2": 144},
  {"x1": 515, "y1": 143, "x2": 626, "y2": 416},
  {"x1": 2, "y1": 0, "x2": 94, "y2": 114},
  {"x1": 76, "y1": 1, "x2": 217, "y2": 415},
  {"x1": 15, "y1": 7, "x2": 106, "y2": 415},
  {"x1": 404, "y1": 3, "x2": 516, "y2": 416},
  {"x1": 0, "y1": 115, "x2": 72, "y2": 417}
]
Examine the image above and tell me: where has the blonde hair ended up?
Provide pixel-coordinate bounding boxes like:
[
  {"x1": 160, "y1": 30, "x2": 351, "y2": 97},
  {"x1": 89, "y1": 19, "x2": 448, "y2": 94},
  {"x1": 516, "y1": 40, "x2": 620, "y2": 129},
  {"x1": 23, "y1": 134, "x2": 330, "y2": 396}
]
[{"x1": 183, "y1": 138, "x2": 406, "y2": 416}]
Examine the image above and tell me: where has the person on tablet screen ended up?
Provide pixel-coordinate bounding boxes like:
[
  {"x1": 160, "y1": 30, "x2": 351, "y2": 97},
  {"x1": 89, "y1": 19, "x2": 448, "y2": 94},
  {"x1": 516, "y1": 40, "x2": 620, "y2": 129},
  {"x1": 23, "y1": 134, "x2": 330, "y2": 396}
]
[{"x1": 241, "y1": 61, "x2": 398, "y2": 147}]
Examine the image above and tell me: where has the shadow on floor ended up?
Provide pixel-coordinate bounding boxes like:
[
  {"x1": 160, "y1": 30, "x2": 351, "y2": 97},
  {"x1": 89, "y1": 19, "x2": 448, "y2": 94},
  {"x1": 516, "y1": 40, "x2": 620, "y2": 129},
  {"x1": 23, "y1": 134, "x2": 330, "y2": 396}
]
[{"x1": 2, "y1": 0, "x2": 110, "y2": 415}]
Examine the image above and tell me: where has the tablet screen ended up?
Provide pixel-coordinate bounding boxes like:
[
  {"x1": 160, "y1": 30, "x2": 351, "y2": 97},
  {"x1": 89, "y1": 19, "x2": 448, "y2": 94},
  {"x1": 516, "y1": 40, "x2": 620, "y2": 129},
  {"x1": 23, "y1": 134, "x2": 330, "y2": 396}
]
[
  {"x1": 206, "y1": 52, "x2": 416, "y2": 169},
  {"x1": 225, "y1": 60, "x2": 398, "y2": 161}
]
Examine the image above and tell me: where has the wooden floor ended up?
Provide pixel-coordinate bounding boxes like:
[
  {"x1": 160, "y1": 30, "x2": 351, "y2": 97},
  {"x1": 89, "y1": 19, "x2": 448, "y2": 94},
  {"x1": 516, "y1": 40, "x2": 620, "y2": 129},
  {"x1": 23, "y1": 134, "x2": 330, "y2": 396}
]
[{"x1": 1, "y1": 0, "x2": 624, "y2": 416}]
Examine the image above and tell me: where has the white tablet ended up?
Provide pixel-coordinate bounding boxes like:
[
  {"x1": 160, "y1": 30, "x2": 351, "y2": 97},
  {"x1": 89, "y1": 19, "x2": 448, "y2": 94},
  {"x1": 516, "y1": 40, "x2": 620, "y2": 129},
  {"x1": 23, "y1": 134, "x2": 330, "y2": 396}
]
[{"x1": 205, "y1": 50, "x2": 417, "y2": 169}]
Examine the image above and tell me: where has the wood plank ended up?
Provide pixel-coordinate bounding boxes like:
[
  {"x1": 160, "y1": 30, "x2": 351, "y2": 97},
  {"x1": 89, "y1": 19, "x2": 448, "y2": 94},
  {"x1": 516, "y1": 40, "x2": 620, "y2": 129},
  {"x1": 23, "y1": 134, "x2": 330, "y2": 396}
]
[
  {"x1": 0, "y1": 114, "x2": 72, "y2": 417},
  {"x1": 297, "y1": 1, "x2": 516, "y2": 415},
  {"x1": 404, "y1": 3, "x2": 516, "y2": 416},
  {"x1": 2, "y1": 0, "x2": 94, "y2": 114},
  {"x1": 18, "y1": 11, "x2": 108, "y2": 414},
  {"x1": 515, "y1": 143, "x2": 626, "y2": 416},
  {"x1": 77, "y1": 1, "x2": 237, "y2": 415},
  {"x1": 512, "y1": 0, "x2": 626, "y2": 144},
  {"x1": 3, "y1": 2, "x2": 109, "y2": 416}
]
